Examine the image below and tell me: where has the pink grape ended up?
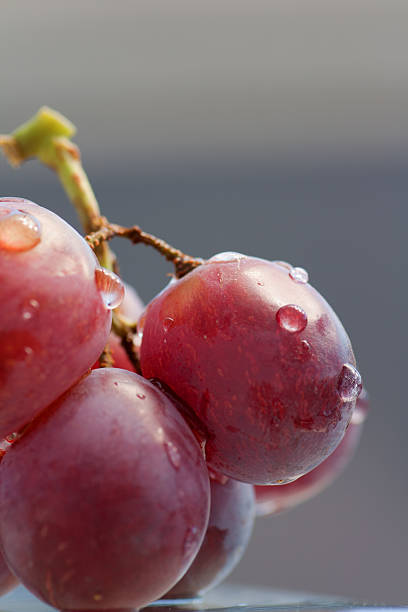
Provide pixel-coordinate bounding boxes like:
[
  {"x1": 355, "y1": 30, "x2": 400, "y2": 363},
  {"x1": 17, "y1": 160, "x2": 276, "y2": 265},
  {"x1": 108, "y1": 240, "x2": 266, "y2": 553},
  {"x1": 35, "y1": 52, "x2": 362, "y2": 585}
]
[
  {"x1": 0, "y1": 369, "x2": 210, "y2": 611},
  {"x1": 255, "y1": 389, "x2": 369, "y2": 515},
  {"x1": 0, "y1": 197, "x2": 112, "y2": 438},
  {"x1": 164, "y1": 475, "x2": 255, "y2": 598},
  {"x1": 0, "y1": 551, "x2": 18, "y2": 597},
  {"x1": 140, "y1": 254, "x2": 361, "y2": 484}
]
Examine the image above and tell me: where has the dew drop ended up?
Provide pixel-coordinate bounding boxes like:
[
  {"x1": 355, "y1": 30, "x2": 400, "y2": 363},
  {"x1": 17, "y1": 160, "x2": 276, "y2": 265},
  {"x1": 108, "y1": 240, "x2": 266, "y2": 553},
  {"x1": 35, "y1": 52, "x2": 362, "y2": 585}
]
[
  {"x1": 136, "y1": 393, "x2": 146, "y2": 400},
  {"x1": 276, "y1": 304, "x2": 308, "y2": 333},
  {"x1": 183, "y1": 526, "x2": 199, "y2": 558},
  {"x1": 300, "y1": 339, "x2": 311, "y2": 358},
  {"x1": 209, "y1": 252, "x2": 246, "y2": 263},
  {"x1": 337, "y1": 363, "x2": 362, "y2": 402},
  {"x1": 164, "y1": 441, "x2": 181, "y2": 469},
  {"x1": 0, "y1": 210, "x2": 41, "y2": 252},
  {"x1": 133, "y1": 329, "x2": 143, "y2": 351},
  {"x1": 289, "y1": 266, "x2": 309, "y2": 284},
  {"x1": 22, "y1": 298, "x2": 40, "y2": 320},
  {"x1": 95, "y1": 268, "x2": 125, "y2": 310},
  {"x1": 163, "y1": 316, "x2": 175, "y2": 332}
]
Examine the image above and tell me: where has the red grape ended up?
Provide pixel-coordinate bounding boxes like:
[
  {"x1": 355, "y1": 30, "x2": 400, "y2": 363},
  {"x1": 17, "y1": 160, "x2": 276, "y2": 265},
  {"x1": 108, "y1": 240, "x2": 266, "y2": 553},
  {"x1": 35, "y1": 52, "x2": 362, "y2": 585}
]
[
  {"x1": 0, "y1": 198, "x2": 112, "y2": 438},
  {"x1": 0, "y1": 369, "x2": 210, "y2": 611},
  {"x1": 255, "y1": 389, "x2": 369, "y2": 516},
  {"x1": 164, "y1": 474, "x2": 255, "y2": 598},
  {"x1": 0, "y1": 552, "x2": 18, "y2": 597},
  {"x1": 140, "y1": 254, "x2": 361, "y2": 484}
]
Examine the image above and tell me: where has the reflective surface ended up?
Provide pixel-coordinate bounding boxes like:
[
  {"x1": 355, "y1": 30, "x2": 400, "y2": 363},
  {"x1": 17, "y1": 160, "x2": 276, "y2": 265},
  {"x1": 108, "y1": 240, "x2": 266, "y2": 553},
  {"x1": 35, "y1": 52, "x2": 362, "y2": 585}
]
[{"x1": 0, "y1": 584, "x2": 406, "y2": 612}]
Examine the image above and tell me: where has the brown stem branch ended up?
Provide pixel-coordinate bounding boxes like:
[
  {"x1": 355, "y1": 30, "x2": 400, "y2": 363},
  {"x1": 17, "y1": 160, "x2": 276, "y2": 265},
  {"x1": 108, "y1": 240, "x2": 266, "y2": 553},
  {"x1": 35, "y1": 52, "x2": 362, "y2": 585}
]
[{"x1": 86, "y1": 222, "x2": 204, "y2": 278}]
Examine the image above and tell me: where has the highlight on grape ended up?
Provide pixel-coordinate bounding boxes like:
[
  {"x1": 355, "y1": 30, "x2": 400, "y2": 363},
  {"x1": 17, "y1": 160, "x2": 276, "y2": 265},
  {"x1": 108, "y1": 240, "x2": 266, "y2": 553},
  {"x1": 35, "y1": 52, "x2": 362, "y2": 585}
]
[{"x1": 0, "y1": 108, "x2": 368, "y2": 611}]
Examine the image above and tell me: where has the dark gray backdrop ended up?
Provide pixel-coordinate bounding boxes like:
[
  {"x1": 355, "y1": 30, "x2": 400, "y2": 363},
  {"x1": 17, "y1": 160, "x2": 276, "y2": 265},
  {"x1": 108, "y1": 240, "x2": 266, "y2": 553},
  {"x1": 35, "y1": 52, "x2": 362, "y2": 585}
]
[{"x1": 1, "y1": 1, "x2": 407, "y2": 605}]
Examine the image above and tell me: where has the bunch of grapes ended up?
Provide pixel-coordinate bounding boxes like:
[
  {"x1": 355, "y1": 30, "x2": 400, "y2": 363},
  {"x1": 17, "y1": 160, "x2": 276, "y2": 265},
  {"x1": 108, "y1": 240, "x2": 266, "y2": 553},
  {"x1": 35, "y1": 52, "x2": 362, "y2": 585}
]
[{"x1": 0, "y1": 109, "x2": 368, "y2": 612}]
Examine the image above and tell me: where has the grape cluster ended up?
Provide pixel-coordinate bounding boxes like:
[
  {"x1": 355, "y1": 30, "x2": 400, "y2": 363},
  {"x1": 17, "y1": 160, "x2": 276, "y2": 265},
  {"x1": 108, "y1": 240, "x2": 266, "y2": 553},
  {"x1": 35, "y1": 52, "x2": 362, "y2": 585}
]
[{"x1": 0, "y1": 197, "x2": 367, "y2": 611}]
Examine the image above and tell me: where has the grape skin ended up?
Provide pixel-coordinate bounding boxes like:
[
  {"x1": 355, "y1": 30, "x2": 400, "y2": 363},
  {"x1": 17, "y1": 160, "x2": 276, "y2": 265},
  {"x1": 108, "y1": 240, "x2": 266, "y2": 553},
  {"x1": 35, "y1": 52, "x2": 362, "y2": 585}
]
[
  {"x1": 0, "y1": 198, "x2": 111, "y2": 438},
  {"x1": 140, "y1": 255, "x2": 358, "y2": 484},
  {"x1": 0, "y1": 553, "x2": 19, "y2": 597},
  {"x1": 255, "y1": 389, "x2": 369, "y2": 515},
  {"x1": 164, "y1": 476, "x2": 255, "y2": 598},
  {"x1": 0, "y1": 369, "x2": 210, "y2": 611}
]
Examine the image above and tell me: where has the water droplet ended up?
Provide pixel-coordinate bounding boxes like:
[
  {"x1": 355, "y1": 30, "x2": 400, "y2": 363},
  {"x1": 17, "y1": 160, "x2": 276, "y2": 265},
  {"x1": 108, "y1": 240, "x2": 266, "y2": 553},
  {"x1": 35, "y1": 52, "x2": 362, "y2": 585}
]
[
  {"x1": 163, "y1": 316, "x2": 175, "y2": 332},
  {"x1": 257, "y1": 281, "x2": 264, "y2": 287},
  {"x1": 0, "y1": 210, "x2": 41, "y2": 252},
  {"x1": 274, "y1": 260, "x2": 293, "y2": 271},
  {"x1": 276, "y1": 304, "x2": 308, "y2": 333},
  {"x1": 289, "y1": 266, "x2": 309, "y2": 284},
  {"x1": 24, "y1": 346, "x2": 33, "y2": 356},
  {"x1": 183, "y1": 526, "x2": 199, "y2": 559},
  {"x1": 136, "y1": 393, "x2": 146, "y2": 400},
  {"x1": 133, "y1": 329, "x2": 143, "y2": 351},
  {"x1": 337, "y1": 363, "x2": 362, "y2": 402},
  {"x1": 5, "y1": 433, "x2": 17, "y2": 443},
  {"x1": 210, "y1": 252, "x2": 246, "y2": 263},
  {"x1": 22, "y1": 298, "x2": 40, "y2": 320},
  {"x1": 95, "y1": 268, "x2": 125, "y2": 310},
  {"x1": 165, "y1": 441, "x2": 181, "y2": 469}
]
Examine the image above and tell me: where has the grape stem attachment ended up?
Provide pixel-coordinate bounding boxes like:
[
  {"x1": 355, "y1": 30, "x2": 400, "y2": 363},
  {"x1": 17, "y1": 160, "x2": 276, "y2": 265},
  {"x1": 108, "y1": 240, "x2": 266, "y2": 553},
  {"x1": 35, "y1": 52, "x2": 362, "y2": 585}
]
[
  {"x1": 86, "y1": 221, "x2": 204, "y2": 279},
  {"x1": 0, "y1": 106, "x2": 202, "y2": 373}
]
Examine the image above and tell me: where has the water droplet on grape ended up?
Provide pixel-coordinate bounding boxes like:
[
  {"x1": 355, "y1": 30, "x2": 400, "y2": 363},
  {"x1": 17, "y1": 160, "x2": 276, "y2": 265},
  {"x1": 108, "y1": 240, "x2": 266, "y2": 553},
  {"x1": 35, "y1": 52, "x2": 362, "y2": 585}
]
[
  {"x1": 5, "y1": 433, "x2": 17, "y2": 443},
  {"x1": 183, "y1": 526, "x2": 199, "y2": 558},
  {"x1": 276, "y1": 304, "x2": 308, "y2": 333},
  {"x1": 337, "y1": 363, "x2": 362, "y2": 401},
  {"x1": 163, "y1": 316, "x2": 175, "y2": 332},
  {"x1": 289, "y1": 266, "x2": 309, "y2": 284},
  {"x1": 164, "y1": 441, "x2": 181, "y2": 469},
  {"x1": 136, "y1": 393, "x2": 146, "y2": 400},
  {"x1": 24, "y1": 346, "x2": 33, "y2": 356},
  {"x1": 95, "y1": 268, "x2": 125, "y2": 310},
  {"x1": 21, "y1": 298, "x2": 40, "y2": 320},
  {"x1": 209, "y1": 252, "x2": 246, "y2": 263},
  {"x1": 133, "y1": 329, "x2": 143, "y2": 351},
  {"x1": 0, "y1": 210, "x2": 41, "y2": 252}
]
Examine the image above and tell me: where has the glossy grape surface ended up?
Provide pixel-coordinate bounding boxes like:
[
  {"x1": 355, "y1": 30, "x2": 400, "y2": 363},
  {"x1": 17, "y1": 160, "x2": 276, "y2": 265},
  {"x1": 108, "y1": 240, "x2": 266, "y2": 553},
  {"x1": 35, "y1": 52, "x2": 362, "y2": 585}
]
[
  {"x1": 0, "y1": 198, "x2": 111, "y2": 438},
  {"x1": 165, "y1": 475, "x2": 255, "y2": 598},
  {"x1": 0, "y1": 369, "x2": 210, "y2": 611},
  {"x1": 255, "y1": 389, "x2": 369, "y2": 516},
  {"x1": 0, "y1": 551, "x2": 18, "y2": 597},
  {"x1": 140, "y1": 255, "x2": 359, "y2": 484}
]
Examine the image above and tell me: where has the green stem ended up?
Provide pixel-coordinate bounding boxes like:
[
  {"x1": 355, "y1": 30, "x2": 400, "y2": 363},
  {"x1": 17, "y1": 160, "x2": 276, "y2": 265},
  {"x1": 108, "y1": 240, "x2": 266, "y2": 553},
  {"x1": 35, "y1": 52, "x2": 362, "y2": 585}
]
[{"x1": 0, "y1": 107, "x2": 115, "y2": 271}]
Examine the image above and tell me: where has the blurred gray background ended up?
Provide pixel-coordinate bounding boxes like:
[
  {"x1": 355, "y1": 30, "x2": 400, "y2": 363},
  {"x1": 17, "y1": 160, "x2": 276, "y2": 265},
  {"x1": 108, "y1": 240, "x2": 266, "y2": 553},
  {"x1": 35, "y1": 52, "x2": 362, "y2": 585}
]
[{"x1": 1, "y1": 0, "x2": 407, "y2": 605}]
